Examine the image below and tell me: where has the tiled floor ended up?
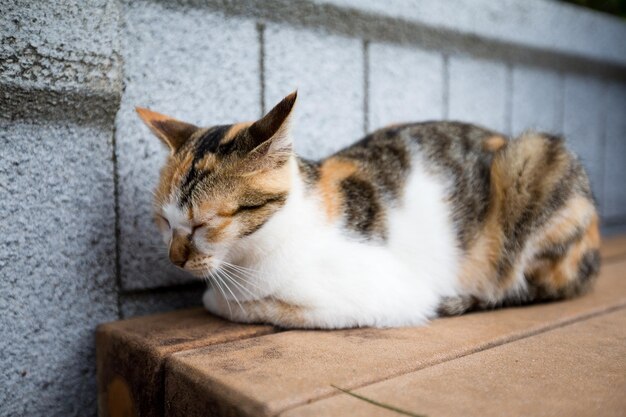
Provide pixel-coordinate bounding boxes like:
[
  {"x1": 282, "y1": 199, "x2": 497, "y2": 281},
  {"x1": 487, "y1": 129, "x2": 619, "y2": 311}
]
[{"x1": 97, "y1": 238, "x2": 626, "y2": 417}]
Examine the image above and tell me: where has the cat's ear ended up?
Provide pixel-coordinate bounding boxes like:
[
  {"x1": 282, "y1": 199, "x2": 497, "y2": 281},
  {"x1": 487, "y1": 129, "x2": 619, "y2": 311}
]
[
  {"x1": 135, "y1": 107, "x2": 199, "y2": 153},
  {"x1": 246, "y1": 91, "x2": 297, "y2": 156}
]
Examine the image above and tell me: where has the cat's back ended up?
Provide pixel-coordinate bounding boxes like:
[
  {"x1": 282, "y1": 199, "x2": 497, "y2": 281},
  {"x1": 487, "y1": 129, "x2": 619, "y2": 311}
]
[
  {"x1": 317, "y1": 120, "x2": 599, "y2": 314},
  {"x1": 326, "y1": 121, "x2": 503, "y2": 245}
]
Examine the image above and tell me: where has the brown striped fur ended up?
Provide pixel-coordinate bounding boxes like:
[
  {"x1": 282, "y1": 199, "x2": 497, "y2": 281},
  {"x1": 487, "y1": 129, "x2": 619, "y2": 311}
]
[{"x1": 440, "y1": 131, "x2": 600, "y2": 313}]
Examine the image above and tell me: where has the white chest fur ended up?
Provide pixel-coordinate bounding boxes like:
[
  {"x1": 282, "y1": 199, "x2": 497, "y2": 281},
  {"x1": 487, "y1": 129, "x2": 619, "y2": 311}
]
[{"x1": 216, "y1": 159, "x2": 462, "y2": 328}]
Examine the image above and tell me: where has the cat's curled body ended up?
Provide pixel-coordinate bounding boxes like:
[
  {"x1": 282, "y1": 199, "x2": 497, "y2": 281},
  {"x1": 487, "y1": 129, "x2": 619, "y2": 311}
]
[{"x1": 137, "y1": 92, "x2": 600, "y2": 329}]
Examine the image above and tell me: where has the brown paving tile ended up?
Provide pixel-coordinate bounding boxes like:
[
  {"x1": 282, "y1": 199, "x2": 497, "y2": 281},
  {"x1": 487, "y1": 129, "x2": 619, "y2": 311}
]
[
  {"x1": 96, "y1": 308, "x2": 275, "y2": 417},
  {"x1": 286, "y1": 308, "x2": 626, "y2": 417},
  {"x1": 600, "y1": 235, "x2": 626, "y2": 261},
  {"x1": 164, "y1": 259, "x2": 626, "y2": 417}
]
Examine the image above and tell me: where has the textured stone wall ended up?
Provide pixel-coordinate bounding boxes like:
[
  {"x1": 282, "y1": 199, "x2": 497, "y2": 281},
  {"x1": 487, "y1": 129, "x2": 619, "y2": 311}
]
[{"x1": 1, "y1": 0, "x2": 625, "y2": 415}]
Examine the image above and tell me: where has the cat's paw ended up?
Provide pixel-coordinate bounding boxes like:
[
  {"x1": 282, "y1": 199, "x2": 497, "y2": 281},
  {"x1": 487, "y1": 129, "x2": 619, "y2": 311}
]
[{"x1": 202, "y1": 288, "x2": 224, "y2": 317}]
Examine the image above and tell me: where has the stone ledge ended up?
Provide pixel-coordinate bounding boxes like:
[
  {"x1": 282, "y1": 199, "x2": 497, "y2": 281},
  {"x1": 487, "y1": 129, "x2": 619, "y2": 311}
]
[
  {"x1": 96, "y1": 237, "x2": 626, "y2": 417},
  {"x1": 286, "y1": 308, "x2": 626, "y2": 417},
  {"x1": 600, "y1": 234, "x2": 626, "y2": 261},
  {"x1": 164, "y1": 259, "x2": 626, "y2": 417},
  {"x1": 96, "y1": 309, "x2": 276, "y2": 417}
]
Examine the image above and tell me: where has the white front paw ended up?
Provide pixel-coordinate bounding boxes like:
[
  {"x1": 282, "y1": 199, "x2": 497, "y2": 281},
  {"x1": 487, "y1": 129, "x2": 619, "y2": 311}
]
[{"x1": 202, "y1": 288, "x2": 222, "y2": 316}]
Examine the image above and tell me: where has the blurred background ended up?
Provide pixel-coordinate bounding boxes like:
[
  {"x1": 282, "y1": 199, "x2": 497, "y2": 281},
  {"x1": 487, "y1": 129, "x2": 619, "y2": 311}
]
[
  {"x1": 563, "y1": 0, "x2": 626, "y2": 17},
  {"x1": 1, "y1": 0, "x2": 625, "y2": 415}
]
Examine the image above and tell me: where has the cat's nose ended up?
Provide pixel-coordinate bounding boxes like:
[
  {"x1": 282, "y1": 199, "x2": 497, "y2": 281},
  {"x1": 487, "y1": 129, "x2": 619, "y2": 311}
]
[{"x1": 169, "y1": 232, "x2": 190, "y2": 268}]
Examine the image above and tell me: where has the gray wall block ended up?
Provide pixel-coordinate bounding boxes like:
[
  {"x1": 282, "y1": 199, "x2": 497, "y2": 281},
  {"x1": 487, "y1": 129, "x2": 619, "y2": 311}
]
[
  {"x1": 511, "y1": 65, "x2": 562, "y2": 136},
  {"x1": 319, "y1": 0, "x2": 626, "y2": 66},
  {"x1": 0, "y1": 120, "x2": 118, "y2": 417},
  {"x1": 563, "y1": 74, "x2": 607, "y2": 210},
  {"x1": 368, "y1": 43, "x2": 444, "y2": 130},
  {"x1": 603, "y1": 82, "x2": 626, "y2": 221},
  {"x1": 264, "y1": 25, "x2": 364, "y2": 160},
  {"x1": 115, "y1": 2, "x2": 260, "y2": 290},
  {"x1": 0, "y1": 0, "x2": 121, "y2": 94},
  {"x1": 448, "y1": 56, "x2": 508, "y2": 133}
]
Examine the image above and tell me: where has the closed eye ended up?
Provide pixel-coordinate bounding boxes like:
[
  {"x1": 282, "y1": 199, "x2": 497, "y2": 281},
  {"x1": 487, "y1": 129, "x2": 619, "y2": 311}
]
[
  {"x1": 157, "y1": 214, "x2": 170, "y2": 229},
  {"x1": 225, "y1": 194, "x2": 287, "y2": 216},
  {"x1": 235, "y1": 202, "x2": 268, "y2": 213},
  {"x1": 192, "y1": 223, "x2": 206, "y2": 233}
]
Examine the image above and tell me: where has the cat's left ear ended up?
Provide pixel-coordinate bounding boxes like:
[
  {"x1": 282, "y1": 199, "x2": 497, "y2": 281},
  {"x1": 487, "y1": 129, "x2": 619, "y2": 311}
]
[
  {"x1": 135, "y1": 107, "x2": 199, "y2": 154},
  {"x1": 246, "y1": 91, "x2": 297, "y2": 157}
]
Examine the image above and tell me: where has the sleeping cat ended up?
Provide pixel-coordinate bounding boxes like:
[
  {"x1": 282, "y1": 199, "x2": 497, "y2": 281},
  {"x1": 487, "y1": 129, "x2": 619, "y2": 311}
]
[{"x1": 136, "y1": 92, "x2": 600, "y2": 328}]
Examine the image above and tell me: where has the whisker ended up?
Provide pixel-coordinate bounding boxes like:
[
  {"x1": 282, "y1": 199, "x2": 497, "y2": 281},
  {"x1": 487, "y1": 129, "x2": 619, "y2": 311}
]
[
  {"x1": 221, "y1": 267, "x2": 276, "y2": 303},
  {"x1": 220, "y1": 263, "x2": 264, "y2": 289},
  {"x1": 209, "y1": 270, "x2": 233, "y2": 319},
  {"x1": 215, "y1": 268, "x2": 245, "y2": 314},
  {"x1": 221, "y1": 262, "x2": 268, "y2": 284},
  {"x1": 220, "y1": 263, "x2": 277, "y2": 302},
  {"x1": 222, "y1": 261, "x2": 263, "y2": 275},
  {"x1": 219, "y1": 266, "x2": 260, "y2": 300}
]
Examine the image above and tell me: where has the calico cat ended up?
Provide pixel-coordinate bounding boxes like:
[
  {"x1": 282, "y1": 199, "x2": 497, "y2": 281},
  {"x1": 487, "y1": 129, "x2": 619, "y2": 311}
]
[{"x1": 136, "y1": 92, "x2": 601, "y2": 328}]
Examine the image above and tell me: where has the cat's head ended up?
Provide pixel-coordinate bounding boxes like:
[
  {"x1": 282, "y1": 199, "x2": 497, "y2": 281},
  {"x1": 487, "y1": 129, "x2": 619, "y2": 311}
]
[{"x1": 136, "y1": 92, "x2": 297, "y2": 277}]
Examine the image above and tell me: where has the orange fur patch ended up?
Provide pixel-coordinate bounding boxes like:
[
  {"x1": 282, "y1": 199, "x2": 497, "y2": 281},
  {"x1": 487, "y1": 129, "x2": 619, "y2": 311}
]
[
  {"x1": 542, "y1": 212, "x2": 600, "y2": 291},
  {"x1": 483, "y1": 135, "x2": 507, "y2": 152},
  {"x1": 194, "y1": 152, "x2": 217, "y2": 172},
  {"x1": 317, "y1": 157, "x2": 358, "y2": 222},
  {"x1": 206, "y1": 218, "x2": 233, "y2": 243},
  {"x1": 197, "y1": 199, "x2": 235, "y2": 218},
  {"x1": 223, "y1": 122, "x2": 252, "y2": 143},
  {"x1": 458, "y1": 224, "x2": 503, "y2": 298},
  {"x1": 246, "y1": 162, "x2": 292, "y2": 193},
  {"x1": 541, "y1": 196, "x2": 596, "y2": 246}
]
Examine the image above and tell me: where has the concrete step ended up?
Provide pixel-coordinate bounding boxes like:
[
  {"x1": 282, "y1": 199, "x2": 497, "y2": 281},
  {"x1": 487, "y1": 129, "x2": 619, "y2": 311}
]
[
  {"x1": 285, "y1": 308, "x2": 626, "y2": 417},
  {"x1": 97, "y1": 237, "x2": 626, "y2": 417},
  {"x1": 96, "y1": 309, "x2": 275, "y2": 417}
]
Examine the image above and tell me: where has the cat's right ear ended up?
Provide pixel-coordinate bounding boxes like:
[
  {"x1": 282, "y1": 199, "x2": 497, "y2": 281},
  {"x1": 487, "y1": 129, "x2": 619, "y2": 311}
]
[
  {"x1": 135, "y1": 107, "x2": 198, "y2": 154},
  {"x1": 246, "y1": 91, "x2": 297, "y2": 155}
]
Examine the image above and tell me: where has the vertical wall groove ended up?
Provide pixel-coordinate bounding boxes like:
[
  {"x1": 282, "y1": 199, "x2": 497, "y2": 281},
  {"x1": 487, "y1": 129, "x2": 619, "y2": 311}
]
[
  {"x1": 598, "y1": 80, "x2": 609, "y2": 216},
  {"x1": 556, "y1": 71, "x2": 566, "y2": 134},
  {"x1": 442, "y1": 54, "x2": 450, "y2": 119},
  {"x1": 505, "y1": 63, "x2": 514, "y2": 135},
  {"x1": 111, "y1": 123, "x2": 122, "y2": 319},
  {"x1": 363, "y1": 39, "x2": 370, "y2": 133},
  {"x1": 257, "y1": 22, "x2": 266, "y2": 116}
]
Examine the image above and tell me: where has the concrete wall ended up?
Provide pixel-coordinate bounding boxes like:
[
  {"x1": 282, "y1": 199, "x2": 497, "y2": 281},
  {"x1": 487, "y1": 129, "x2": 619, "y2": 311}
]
[{"x1": 1, "y1": 0, "x2": 625, "y2": 415}]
